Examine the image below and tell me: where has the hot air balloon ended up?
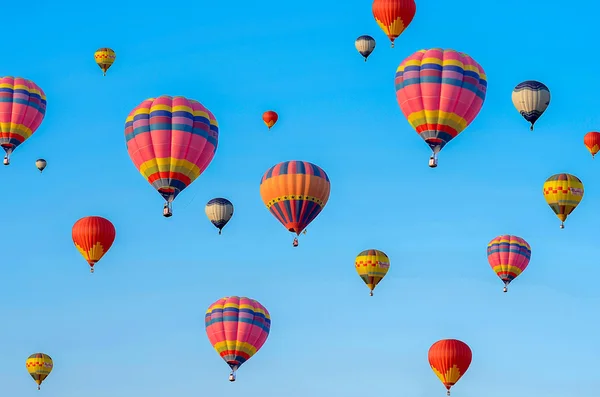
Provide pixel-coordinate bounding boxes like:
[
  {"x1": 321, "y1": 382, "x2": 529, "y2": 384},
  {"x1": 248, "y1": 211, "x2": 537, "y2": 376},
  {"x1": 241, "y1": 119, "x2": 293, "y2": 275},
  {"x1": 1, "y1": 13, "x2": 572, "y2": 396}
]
[
  {"x1": 205, "y1": 296, "x2": 271, "y2": 382},
  {"x1": 355, "y1": 35, "x2": 376, "y2": 61},
  {"x1": 205, "y1": 198, "x2": 234, "y2": 234},
  {"x1": 355, "y1": 249, "x2": 390, "y2": 296},
  {"x1": 259, "y1": 160, "x2": 331, "y2": 247},
  {"x1": 487, "y1": 235, "x2": 531, "y2": 292},
  {"x1": 262, "y1": 111, "x2": 278, "y2": 129},
  {"x1": 584, "y1": 131, "x2": 600, "y2": 158},
  {"x1": 0, "y1": 76, "x2": 46, "y2": 166},
  {"x1": 511, "y1": 80, "x2": 550, "y2": 131},
  {"x1": 394, "y1": 49, "x2": 487, "y2": 168},
  {"x1": 125, "y1": 96, "x2": 218, "y2": 217},
  {"x1": 543, "y1": 173, "x2": 584, "y2": 228},
  {"x1": 94, "y1": 48, "x2": 116, "y2": 76},
  {"x1": 428, "y1": 339, "x2": 472, "y2": 396},
  {"x1": 36, "y1": 159, "x2": 47, "y2": 173},
  {"x1": 72, "y1": 216, "x2": 116, "y2": 273},
  {"x1": 372, "y1": 0, "x2": 416, "y2": 48},
  {"x1": 26, "y1": 353, "x2": 53, "y2": 390}
]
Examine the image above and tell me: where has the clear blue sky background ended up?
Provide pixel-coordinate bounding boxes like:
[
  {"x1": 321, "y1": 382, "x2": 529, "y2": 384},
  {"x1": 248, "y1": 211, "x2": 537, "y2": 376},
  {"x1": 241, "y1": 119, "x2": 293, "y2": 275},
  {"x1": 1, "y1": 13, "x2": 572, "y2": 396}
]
[{"x1": 1, "y1": 0, "x2": 599, "y2": 396}]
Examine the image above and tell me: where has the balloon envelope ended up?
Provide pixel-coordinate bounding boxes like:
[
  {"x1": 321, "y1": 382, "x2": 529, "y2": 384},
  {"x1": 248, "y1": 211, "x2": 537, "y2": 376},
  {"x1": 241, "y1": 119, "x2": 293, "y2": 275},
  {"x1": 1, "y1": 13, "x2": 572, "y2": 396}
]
[
  {"x1": 355, "y1": 249, "x2": 390, "y2": 295},
  {"x1": 394, "y1": 49, "x2": 487, "y2": 165},
  {"x1": 125, "y1": 96, "x2": 218, "y2": 206},
  {"x1": 428, "y1": 339, "x2": 472, "y2": 395},
  {"x1": 94, "y1": 48, "x2": 116, "y2": 76},
  {"x1": 372, "y1": 0, "x2": 416, "y2": 47},
  {"x1": 355, "y1": 35, "x2": 376, "y2": 60},
  {"x1": 262, "y1": 111, "x2": 278, "y2": 129},
  {"x1": 487, "y1": 235, "x2": 531, "y2": 291},
  {"x1": 205, "y1": 198, "x2": 234, "y2": 234},
  {"x1": 205, "y1": 296, "x2": 271, "y2": 378},
  {"x1": 584, "y1": 131, "x2": 600, "y2": 158},
  {"x1": 0, "y1": 76, "x2": 46, "y2": 163},
  {"x1": 26, "y1": 353, "x2": 53, "y2": 390},
  {"x1": 72, "y1": 216, "x2": 116, "y2": 272},
  {"x1": 35, "y1": 158, "x2": 47, "y2": 172},
  {"x1": 542, "y1": 173, "x2": 584, "y2": 228},
  {"x1": 259, "y1": 160, "x2": 331, "y2": 236},
  {"x1": 511, "y1": 80, "x2": 550, "y2": 130}
]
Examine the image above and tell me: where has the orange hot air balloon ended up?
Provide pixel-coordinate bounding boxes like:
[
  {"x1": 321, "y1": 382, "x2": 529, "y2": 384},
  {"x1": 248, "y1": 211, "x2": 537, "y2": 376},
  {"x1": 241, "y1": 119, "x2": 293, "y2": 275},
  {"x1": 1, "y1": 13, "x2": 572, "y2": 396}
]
[
  {"x1": 262, "y1": 111, "x2": 278, "y2": 129},
  {"x1": 428, "y1": 339, "x2": 472, "y2": 396},
  {"x1": 584, "y1": 131, "x2": 600, "y2": 158},
  {"x1": 372, "y1": 0, "x2": 416, "y2": 48},
  {"x1": 72, "y1": 216, "x2": 116, "y2": 273}
]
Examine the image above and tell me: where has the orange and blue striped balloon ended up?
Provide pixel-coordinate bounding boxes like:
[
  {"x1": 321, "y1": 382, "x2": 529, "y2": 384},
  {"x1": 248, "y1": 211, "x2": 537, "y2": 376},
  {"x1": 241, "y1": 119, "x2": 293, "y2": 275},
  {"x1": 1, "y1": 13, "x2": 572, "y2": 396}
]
[
  {"x1": 259, "y1": 161, "x2": 331, "y2": 244},
  {"x1": 487, "y1": 235, "x2": 531, "y2": 293},
  {"x1": 205, "y1": 296, "x2": 271, "y2": 381},
  {"x1": 0, "y1": 76, "x2": 46, "y2": 165},
  {"x1": 125, "y1": 96, "x2": 218, "y2": 215}
]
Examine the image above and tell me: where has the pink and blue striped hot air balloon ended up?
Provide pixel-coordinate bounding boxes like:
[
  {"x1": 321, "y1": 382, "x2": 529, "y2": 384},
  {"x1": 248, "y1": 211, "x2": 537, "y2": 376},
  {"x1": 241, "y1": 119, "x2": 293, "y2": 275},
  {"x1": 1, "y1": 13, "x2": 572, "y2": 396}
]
[
  {"x1": 205, "y1": 296, "x2": 271, "y2": 382},
  {"x1": 394, "y1": 48, "x2": 487, "y2": 168},
  {"x1": 124, "y1": 96, "x2": 218, "y2": 217},
  {"x1": 487, "y1": 235, "x2": 531, "y2": 293},
  {"x1": 0, "y1": 76, "x2": 47, "y2": 166}
]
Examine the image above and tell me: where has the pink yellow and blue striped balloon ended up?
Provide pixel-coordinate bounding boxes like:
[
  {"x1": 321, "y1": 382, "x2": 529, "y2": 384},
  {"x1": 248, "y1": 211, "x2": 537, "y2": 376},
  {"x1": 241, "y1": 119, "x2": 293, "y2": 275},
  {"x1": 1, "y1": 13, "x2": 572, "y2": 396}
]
[
  {"x1": 124, "y1": 96, "x2": 218, "y2": 216},
  {"x1": 394, "y1": 49, "x2": 487, "y2": 168},
  {"x1": 487, "y1": 235, "x2": 531, "y2": 293},
  {"x1": 205, "y1": 296, "x2": 271, "y2": 382},
  {"x1": 0, "y1": 76, "x2": 47, "y2": 165}
]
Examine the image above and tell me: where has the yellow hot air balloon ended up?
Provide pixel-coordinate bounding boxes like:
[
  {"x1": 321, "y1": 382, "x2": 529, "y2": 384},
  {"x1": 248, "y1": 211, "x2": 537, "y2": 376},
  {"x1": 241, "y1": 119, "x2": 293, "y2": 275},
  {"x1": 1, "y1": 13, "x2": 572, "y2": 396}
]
[
  {"x1": 542, "y1": 173, "x2": 584, "y2": 229},
  {"x1": 26, "y1": 353, "x2": 53, "y2": 390},
  {"x1": 94, "y1": 47, "x2": 116, "y2": 76},
  {"x1": 355, "y1": 249, "x2": 390, "y2": 296}
]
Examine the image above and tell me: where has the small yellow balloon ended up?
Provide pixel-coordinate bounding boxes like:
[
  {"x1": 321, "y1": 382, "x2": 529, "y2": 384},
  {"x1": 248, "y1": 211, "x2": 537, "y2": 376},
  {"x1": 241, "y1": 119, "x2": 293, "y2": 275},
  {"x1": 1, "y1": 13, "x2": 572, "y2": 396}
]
[
  {"x1": 542, "y1": 173, "x2": 584, "y2": 228},
  {"x1": 94, "y1": 47, "x2": 116, "y2": 76},
  {"x1": 26, "y1": 353, "x2": 53, "y2": 390},
  {"x1": 355, "y1": 249, "x2": 390, "y2": 296}
]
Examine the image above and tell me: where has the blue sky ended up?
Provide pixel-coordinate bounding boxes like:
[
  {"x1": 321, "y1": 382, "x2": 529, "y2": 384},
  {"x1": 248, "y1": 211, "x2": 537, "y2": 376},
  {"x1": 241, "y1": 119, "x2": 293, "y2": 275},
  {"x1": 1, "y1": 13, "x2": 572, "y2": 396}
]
[{"x1": 1, "y1": 0, "x2": 599, "y2": 396}]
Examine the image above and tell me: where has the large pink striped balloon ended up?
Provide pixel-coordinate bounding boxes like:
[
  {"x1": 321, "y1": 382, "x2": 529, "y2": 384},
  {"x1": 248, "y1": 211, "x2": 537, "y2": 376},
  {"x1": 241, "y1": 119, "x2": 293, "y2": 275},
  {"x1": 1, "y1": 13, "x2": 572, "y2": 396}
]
[
  {"x1": 0, "y1": 76, "x2": 47, "y2": 165},
  {"x1": 394, "y1": 48, "x2": 487, "y2": 167},
  {"x1": 487, "y1": 235, "x2": 531, "y2": 292}
]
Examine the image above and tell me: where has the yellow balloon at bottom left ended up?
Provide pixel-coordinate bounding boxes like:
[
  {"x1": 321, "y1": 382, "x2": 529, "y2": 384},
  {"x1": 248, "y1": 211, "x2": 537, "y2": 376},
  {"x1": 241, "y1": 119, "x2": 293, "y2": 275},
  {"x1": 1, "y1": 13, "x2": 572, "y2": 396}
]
[{"x1": 26, "y1": 353, "x2": 53, "y2": 390}]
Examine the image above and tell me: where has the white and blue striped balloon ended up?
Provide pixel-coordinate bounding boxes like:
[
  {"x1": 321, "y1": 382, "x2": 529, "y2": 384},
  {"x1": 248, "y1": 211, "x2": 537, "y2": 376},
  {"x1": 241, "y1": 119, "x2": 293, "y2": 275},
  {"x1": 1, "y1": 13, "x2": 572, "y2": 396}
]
[{"x1": 205, "y1": 198, "x2": 234, "y2": 234}]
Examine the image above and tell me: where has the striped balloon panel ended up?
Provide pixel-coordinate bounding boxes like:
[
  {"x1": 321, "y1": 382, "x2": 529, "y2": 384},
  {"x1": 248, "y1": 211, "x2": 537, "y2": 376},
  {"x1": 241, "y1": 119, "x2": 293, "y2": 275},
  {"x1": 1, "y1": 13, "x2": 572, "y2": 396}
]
[
  {"x1": 355, "y1": 249, "x2": 390, "y2": 290},
  {"x1": 487, "y1": 235, "x2": 531, "y2": 283},
  {"x1": 511, "y1": 80, "x2": 550, "y2": 125},
  {"x1": 25, "y1": 353, "x2": 53, "y2": 386},
  {"x1": 259, "y1": 160, "x2": 331, "y2": 235},
  {"x1": 0, "y1": 76, "x2": 46, "y2": 154},
  {"x1": 542, "y1": 173, "x2": 584, "y2": 221},
  {"x1": 355, "y1": 35, "x2": 376, "y2": 57},
  {"x1": 124, "y1": 96, "x2": 218, "y2": 202},
  {"x1": 205, "y1": 198, "x2": 234, "y2": 229},
  {"x1": 394, "y1": 48, "x2": 487, "y2": 153},
  {"x1": 205, "y1": 296, "x2": 271, "y2": 370}
]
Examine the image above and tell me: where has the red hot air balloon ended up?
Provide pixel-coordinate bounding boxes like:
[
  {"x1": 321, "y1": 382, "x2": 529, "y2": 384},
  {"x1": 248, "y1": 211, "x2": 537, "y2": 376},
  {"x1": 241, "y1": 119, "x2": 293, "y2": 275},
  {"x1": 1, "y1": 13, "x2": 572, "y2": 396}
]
[
  {"x1": 428, "y1": 339, "x2": 472, "y2": 396},
  {"x1": 372, "y1": 0, "x2": 416, "y2": 48},
  {"x1": 584, "y1": 131, "x2": 600, "y2": 159},
  {"x1": 72, "y1": 216, "x2": 116, "y2": 273},
  {"x1": 262, "y1": 111, "x2": 278, "y2": 129}
]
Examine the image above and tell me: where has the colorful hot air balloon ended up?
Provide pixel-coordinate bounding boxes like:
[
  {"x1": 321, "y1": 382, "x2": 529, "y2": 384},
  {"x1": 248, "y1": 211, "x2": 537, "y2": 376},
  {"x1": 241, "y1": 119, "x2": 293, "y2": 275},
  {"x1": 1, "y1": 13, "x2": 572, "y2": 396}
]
[
  {"x1": 125, "y1": 96, "x2": 218, "y2": 217},
  {"x1": 428, "y1": 339, "x2": 472, "y2": 396},
  {"x1": 355, "y1": 249, "x2": 390, "y2": 296},
  {"x1": 543, "y1": 173, "x2": 584, "y2": 229},
  {"x1": 26, "y1": 353, "x2": 53, "y2": 390},
  {"x1": 0, "y1": 76, "x2": 46, "y2": 166},
  {"x1": 262, "y1": 111, "x2": 278, "y2": 129},
  {"x1": 355, "y1": 35, "x2": 376, "y2": 61},
  {"x1": 72, "y1": 216, "x2": 116, "y2": 273},
  {"x1": 394, "y1": 49, "x2": 487, "y2": 168},
  {"x1": 205, "y1": 198, "x2": 234, "y2": 234},
  {"x1": 35, "y1": 158, "x2": 47, "y2": 173},
  {"x1": 511, "y1": 80, "x2": 550, "y2": 131},
  {"x1": 372, "y1": 0, "x2": 416, "y2": 48},
  {"x1": 205, "y1": 296, "x2": 271, "y2": 382},
  {"x1": 584, "y1": 131, "x2": 600, "y2": 158},
  {"x1": 94, "y1": 48, "x2": 116, "y2": 76},
  {"x1": 487, "y1": 235, "x2": 531, "y2": 292},
  {"x1": 259, "y1": 160, "x2": 331, "y2": 247}
]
